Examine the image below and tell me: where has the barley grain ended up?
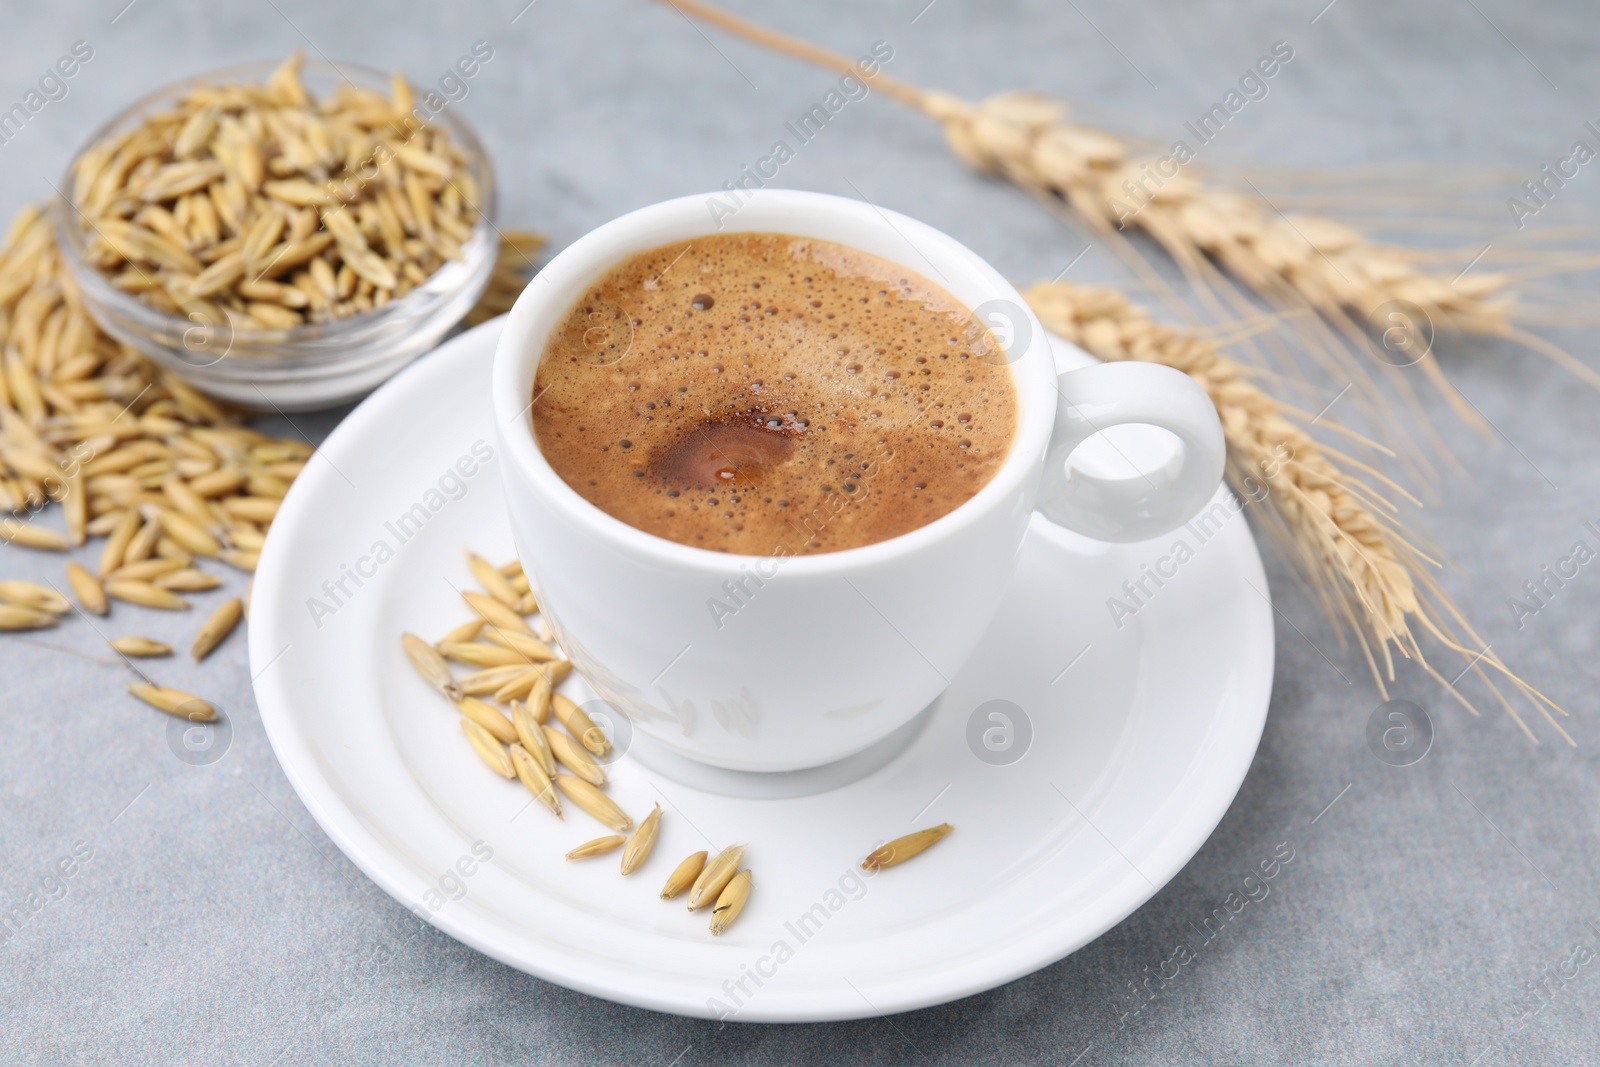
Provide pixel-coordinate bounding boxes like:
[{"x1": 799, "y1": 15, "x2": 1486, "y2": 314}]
[
  {"x1": 218, "y1": 549, "x2": 259, "y2": 572},
  {"x1": 66, "y1": 562, "x2": 108, "y2": 615},
  {"x1": 111, "y1": 636, "x2": 172, "y2": 657},
  {"x1": 155, "y1": 539, "x2": 194, "y2": 566},
  {"x1": 688, "y1": 845, "x2": 745, "y2": 911},
  {"x1": 457, "y1": 663, "x2": 531, "y2": 697},
  {"x1": 566, "y1": 835, "x2": 625, "y2": 860},
  {"x1": 0, "y1": 581, "x2": 72, "y2": 614},
  {"x1": 513, "y1": 700, "x2": 557, "y2": 776},
  {"x1": 544, "y1": 725, "x2": 605, "y2": 786},
  {"x1": 0, "y1": 604, "x2": 56, "y2": 631},
  {"x1": 127, "y1": 682, "x2": 216, "y2": 721},
  {"x1": 553, "y1": 775, "x2": 631, "y2": 831},
  {"x1": 709, "y1": 869, "x2": 751, "y2": 936},
  {"x1": 661, "y1": 851, "x2": 708, "y2": 900},
  {"x1": 188, "y1": 469, "x2": 246, "y2": 497},
  {"x1": 461, "y1": 717, "x2": 514, "y2": 778},
  {"x1": 110, "y1": 558, "x2": 185, "y2": 582},
  {"x1": 509, "y1": 741, "x2": 562, "y2": 818},
  {"x1": 158, "y1": 507, "x2": 222, "y2": 557},
  {"x1": 123, "y1": 515, "x2": 161, "y2": 565},
  {"x1": 467, "y1": 551, "x2": 522, "y2": 609},
  {"x1": 463, "y1": 591, "x2": 534, "y2": 635},
  {"x1": 438, "y1": 618, "x2": 484, "y2": 644},
  {"x1": 105, "y1": 578, "x2": 188, "y2": 611},
  {"x1": 457, "y1": 696, "x2": 517, "y2": 745},
  {"x1": 221, "y1": 497, "x2": 278, "y2": 524},
  {"x1": 402, "y1": 632, "x2": 463, "y2": 701},
  {"x1": 0, "y1": 519, "x2": 68, "y2": 550},
  {"x1": 551, "y1": 692, "x2": 611, "y2": 757},
  {"x1": 491, "y1": 665, "x2": 544, "y2": 704},
  {"x1": 524, "y1": 665, "x2": 553, "y2": 725},
  {"x1": 861, "y1": 824, "x2": 954, "y2": 871},
  {"x1": 156, "y1": 568, "x2": 223, "y2": 592},
  {"x1": 621, "y1": 804, "x2": 661, "y2": 875},
  {"x1": 481, "y1": 626, "x2": 556, "y2": 662},
  {"x1": 98, "y1": 510, "x2": 140, "y2": 576},
  {"x1": 191, "y1": 597, "x2": 243, "y2": 660},
  {"x1": 437, "y1": 642, "x2": 529, "y2": 669}
]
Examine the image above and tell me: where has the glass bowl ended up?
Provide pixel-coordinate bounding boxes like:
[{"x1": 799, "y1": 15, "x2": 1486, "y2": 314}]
[{"x1": 54, "y1": 59, "x2": 497, "y2": 412}]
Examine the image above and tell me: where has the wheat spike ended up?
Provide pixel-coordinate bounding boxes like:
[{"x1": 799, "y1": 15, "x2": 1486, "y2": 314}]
[
  {"x1": 658, "y1": 0, "x2": 1599, "y2": 423},
  {"x1": 1024, "y1": 281, "x2": 1569, "y2": 744}
]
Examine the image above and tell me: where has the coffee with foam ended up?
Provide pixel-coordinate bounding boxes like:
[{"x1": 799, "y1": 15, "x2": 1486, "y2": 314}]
[{"x1": 530, "y1": 232, "x2": 1017, "y2": 555}]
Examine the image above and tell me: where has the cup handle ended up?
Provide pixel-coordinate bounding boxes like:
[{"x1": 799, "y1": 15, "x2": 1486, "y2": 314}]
[{"x1": 1035, "y1": 361, "x2": 1226, "y2": 543}]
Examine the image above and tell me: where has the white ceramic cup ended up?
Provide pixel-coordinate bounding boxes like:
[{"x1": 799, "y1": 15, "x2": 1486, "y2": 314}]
[{"x1": 493, "y1": 190, "x2": 1224, "y2": 772}]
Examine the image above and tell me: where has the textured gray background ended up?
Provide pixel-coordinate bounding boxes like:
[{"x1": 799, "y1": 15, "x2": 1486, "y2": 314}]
[{"x1": 3, "y1": 0, "x2": 1599, "y2": 1064}]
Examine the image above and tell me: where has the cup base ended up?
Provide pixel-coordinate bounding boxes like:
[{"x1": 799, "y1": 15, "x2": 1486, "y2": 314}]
[{"x1": 623, "y1": 701, "x2": 937, "y2": 799}]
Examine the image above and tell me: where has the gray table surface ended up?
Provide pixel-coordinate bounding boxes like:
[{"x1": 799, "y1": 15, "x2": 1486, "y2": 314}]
[{"x1": 4, "y1": 0, "x2": 1599, "y2": 1063}]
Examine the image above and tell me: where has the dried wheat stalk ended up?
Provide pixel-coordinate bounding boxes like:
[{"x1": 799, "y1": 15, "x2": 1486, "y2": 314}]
[
  {"x1": 654, "y1": 0, "x2": 1574, "y2": 735},
  {"x1": 658, "y1": 0, "x2": 1599, "y2": 419},
  {"x1": 1025, "y1": 281, "x2": 1568, "y2": 744}
]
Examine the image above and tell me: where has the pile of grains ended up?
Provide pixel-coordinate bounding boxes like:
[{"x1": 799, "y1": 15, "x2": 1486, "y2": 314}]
[
  {"x1": 403, "y1": 552, "x2": 760, "y2": 936},
  {"x1": 66, "y1": 51, "x2": 485, "y2": 329},
  {"x1": 408, "y1": 553, "x2": 957, "y2": 933},
  {"x1": 1, "y1": 193, "x2": 540, "y2": 719}
]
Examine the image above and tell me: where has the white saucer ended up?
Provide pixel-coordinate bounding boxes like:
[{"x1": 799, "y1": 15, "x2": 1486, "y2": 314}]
[{"x1": 249, "y1": 318, "x2": 1274, "y2": 1022}]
